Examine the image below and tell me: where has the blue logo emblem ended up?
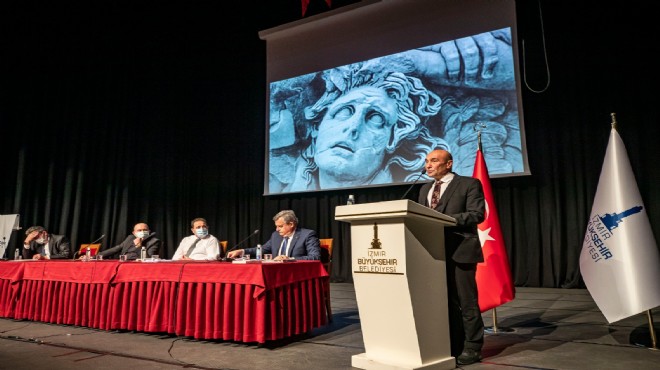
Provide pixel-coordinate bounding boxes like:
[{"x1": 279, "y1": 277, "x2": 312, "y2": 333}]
[{"x1": 585, "y1": 206, "x2": 643, "y2": 262}]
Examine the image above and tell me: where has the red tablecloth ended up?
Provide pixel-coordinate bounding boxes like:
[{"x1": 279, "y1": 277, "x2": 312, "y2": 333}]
[
  {"x1": 0, "y1": 261, "x2": 24, "y2": 317},
  {"x1": 0, "y1": 260, "x2": 328, "y2": 343}
]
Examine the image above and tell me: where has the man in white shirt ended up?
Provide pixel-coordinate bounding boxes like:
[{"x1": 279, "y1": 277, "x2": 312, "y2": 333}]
[{"x1": 172, "y1": 218, "x2": 220, "y2": 261}]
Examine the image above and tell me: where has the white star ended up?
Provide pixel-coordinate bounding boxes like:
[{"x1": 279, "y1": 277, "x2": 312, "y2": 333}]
[{"x1": 478, "y1": 226, "x2": 495, "y2": 247}]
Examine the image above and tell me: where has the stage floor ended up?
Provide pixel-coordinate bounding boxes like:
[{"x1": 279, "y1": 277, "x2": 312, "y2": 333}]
[{"x1": 1, "y1": 284, "x2": 658, "y2": 369}]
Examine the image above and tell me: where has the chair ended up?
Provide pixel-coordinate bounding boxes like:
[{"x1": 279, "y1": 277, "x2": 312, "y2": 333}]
[
  {"x1": 220, "y1": 240, "x2": 228, "y2": 256},
  {"x1": 319, "y1": 238, "x2": 334, "y2": 322},
  {"x1": 78, "y1": 243, "x2": 101, "y2": 257}
]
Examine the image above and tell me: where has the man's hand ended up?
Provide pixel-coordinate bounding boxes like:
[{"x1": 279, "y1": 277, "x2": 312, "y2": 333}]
[
  {"x1": 226, "y1": 249, "x2": 243, "y2": 259},
  {"x1": 25, "y1": 230, "x2": 40, "y2": 244}
]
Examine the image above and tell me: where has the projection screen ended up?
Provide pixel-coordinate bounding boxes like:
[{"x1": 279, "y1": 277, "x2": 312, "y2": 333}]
[{"x1": 260, "y1": 0, "x2": 529, "y2": 195}]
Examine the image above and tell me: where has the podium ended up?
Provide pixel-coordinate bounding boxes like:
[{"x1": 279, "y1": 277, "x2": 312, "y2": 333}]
[{"x1": 335, "y1": 200, "x2": 457, "y2": 370}]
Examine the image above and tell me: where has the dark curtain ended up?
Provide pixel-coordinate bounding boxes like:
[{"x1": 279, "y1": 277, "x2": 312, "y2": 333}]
[{"x1": 2, "y1": 1, "x2": 658, "y2": 287}]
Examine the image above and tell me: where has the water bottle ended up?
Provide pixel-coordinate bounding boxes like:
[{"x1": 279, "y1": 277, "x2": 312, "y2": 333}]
[
  {"x1": 256, "y1": 244, "x2": 262, "y2": 260},
  {"x1": 141, "y1": 246, "x2": 147, "y2": 260},
  {"x1": 347, "y1": 194, "x2": 355, "y2": 205},
  {"x1": 85, "y1": 246, "x2": 91, "y2": 260},
  {"x1": 14, "y1": 248, "x2": 20, "y2": 260}
]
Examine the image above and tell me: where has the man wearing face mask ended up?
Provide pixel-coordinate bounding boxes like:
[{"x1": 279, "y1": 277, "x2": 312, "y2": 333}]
[
  {"x1": 96, "y1": 222, "x2": 162, "y2": 260},
  {"x1": 172, "y1": 217, "x2": 220, "y2": 261},
  {"x1": 22, "y1": 225, "x2": 72, "y2": 260}
]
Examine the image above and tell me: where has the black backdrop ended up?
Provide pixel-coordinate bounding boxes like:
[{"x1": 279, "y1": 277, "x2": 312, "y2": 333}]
[{"x1": 2, "y1": 1, "x2": 658, "y2": 287}]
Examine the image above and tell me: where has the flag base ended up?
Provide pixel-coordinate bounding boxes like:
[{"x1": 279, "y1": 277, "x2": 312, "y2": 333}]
[{"x1": 484, "y1": 326, "x2": 514, "y2": 334}]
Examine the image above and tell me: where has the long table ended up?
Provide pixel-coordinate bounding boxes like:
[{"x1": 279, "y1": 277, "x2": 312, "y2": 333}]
[{"x1": 0, "y1": 259, "x2": 328, "y2": 343}]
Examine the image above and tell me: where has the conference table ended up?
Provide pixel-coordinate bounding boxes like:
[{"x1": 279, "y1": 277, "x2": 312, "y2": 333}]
[{"x1": 0, "y1": 259, "x2": 328, "y2": 343}]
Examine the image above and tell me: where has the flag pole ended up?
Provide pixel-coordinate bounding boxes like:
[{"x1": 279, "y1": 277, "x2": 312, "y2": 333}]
[
  {"x1": 474, "y1": 122, "x2": 514, "y2": 334},
  {"x1": 645, "y1": 310, "x2": 657, "y2": 350},
  {"x1": 476, "y1": 122, "x2": 484, "y2": 152},
  {"x1": 611, "y1": 113, "x2": 656, "y2": 350}
]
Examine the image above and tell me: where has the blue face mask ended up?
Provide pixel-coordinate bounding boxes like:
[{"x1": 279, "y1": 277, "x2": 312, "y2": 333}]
[{"x1": 195, "y1": 228, "x2": 208, "y2": 238}]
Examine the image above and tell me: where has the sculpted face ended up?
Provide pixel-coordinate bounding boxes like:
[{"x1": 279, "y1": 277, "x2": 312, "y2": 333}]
[{"x1": 314, "y1": 86, "x2": 399, "y2": 187}]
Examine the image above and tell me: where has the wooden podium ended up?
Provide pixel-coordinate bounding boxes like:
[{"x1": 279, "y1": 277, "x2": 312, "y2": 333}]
[{"x1": 335, "y1": 200, "x2": 457, "y2": 370}]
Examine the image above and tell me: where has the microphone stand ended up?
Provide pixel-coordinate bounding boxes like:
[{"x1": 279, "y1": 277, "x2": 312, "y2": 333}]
[
  {"x1": 400, "y1": 169, "x2": 427, "y2": 200},
  {"x1": 219, "y1": 229, "x2": 260, "y2": 261},
  {"x1": 73, "y1": 234, "x2": 105, "y2": 260}
]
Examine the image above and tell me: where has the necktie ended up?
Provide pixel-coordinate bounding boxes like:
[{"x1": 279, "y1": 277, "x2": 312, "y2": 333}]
[
  {"x1": 186, "y1": 238, "x2": 201, "y2": 257},
  {"x1": 278, "y1": 237, "x2": 289, "y2": 257},
  {"x1": 430, "y1": 180, "x2": 442, "y2": 209}
]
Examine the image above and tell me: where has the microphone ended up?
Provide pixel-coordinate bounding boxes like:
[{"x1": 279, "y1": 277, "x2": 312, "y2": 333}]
[
  {"x1": 220, "y1": 229, "x2": 260, "y2": 261},
  {"x1": 400, "y1": 169, "x2": 427, "y2": 200},
  {"x1": 90, "y1": 234, "x2": 106, "y2": 245},
  {"x1": 73, "y1": 234, "x2": 105, "y2": 260}
]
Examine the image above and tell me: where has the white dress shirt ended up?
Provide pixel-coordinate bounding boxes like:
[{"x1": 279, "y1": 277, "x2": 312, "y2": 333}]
[
  {"x1": 172, "y1": 234, "x2": 220, "y2": 261},
  {"x1": 279, "y1": 231, "x2": 295, "y2": 256},
  {"x1": 427, "y1": 172, "x2": 455, "y2": 205}
]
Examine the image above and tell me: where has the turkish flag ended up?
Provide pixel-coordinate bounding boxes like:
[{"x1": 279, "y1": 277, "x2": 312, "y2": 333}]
[
  {"x1": 301, "y1": 0, "x2": 333, "y2": 17},
  {"x1": 473, "y1": 149, "x2": 515, "y2": 312}
]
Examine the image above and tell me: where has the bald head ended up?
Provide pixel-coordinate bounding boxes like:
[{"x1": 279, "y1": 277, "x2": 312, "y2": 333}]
[{"x1": 425, "y1": 149, "x2": 453, "y2": 180}]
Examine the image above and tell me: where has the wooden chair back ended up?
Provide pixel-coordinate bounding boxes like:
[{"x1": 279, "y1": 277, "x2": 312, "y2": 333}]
[
  {"x1": 319, "y1": 238, "x2": 333, "y2": 272},
  {"x1": 78, "y1": 243, "x2": 101, "y2": 257}
]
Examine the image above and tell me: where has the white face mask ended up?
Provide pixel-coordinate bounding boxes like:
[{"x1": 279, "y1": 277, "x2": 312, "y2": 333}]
[
  {"x1": 195, "y1": 228, "x2": 208, "y2": 238},
  {"x1": 135, "y1": 231, "x2": 150, "y2": 239},
  {"x1": 36, "y1": 238, "x2": 47, "y2": 245}
]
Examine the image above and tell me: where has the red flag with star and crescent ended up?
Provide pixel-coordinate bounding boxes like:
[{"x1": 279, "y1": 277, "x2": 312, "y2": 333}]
[
  {"x1": 472, "y1": 148, "x2": 515, "y2": 312},
  {"x1": 301, "y1": 0, "x2": 332, "y2": 17}
]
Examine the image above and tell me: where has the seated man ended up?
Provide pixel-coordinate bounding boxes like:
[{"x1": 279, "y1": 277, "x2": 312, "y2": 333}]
[
  {"x1": 97, "y1": 222, "x2": 162, "y2": 260},
  {"x1": 22, "y1": 225, "x2": 72, "y2": 260},
  {"x1": 227, "y1": 210, "x2": 320, "y2": 261},
  {"x1": 172, "y1": 217, "x2": 220, "y2": 261}
]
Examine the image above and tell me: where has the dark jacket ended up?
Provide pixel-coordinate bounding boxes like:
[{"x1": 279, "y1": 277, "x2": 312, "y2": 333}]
[
  {"x1": 418, "y1": 174, "x2": 485, "y2": 264},
  {"x1": 244, "y1": 227, "x2": 321, "y2": 260},
  {"x1": 23, "y1": 234, "x2": 72, "y2": 259},
  {"x1": 99, "y1": 234, "x2": 162, "y2": 260}
]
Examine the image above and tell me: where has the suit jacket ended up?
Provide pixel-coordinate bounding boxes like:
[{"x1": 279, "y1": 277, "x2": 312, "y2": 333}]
[
  {"x1": 418, "y1": 173, "x2": 485, "y2": 263},
  {"x1": 244, "y1": 227, "x2": 321, "y2": 260},
  {"x1": 23, "y1": 234, "x2": 72, "y2": 259},
  {"x1": 99, "y1": 234, "x2": 162, "y2": 260}
]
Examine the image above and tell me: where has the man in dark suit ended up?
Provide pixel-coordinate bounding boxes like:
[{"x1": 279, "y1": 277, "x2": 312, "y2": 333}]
[
  {"x1": 227, "y1": 210, "x2": 321, "y2": 261},
  {"x1": 22, "y1": 225, "x2": 72, "y2": 259},
  {"x1": 97, "y1": 222, "x2": 162, "y2": 260},
  {"x1": 417, "y1": 149, "x2": 485, "y2": 365}
]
